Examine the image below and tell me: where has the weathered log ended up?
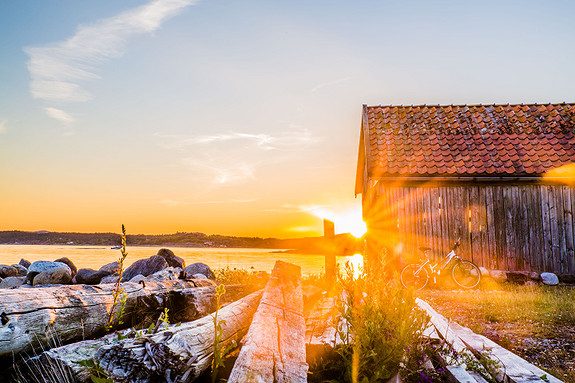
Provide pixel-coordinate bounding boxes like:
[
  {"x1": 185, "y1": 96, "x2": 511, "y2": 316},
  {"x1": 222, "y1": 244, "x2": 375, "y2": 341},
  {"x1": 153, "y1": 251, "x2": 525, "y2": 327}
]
[
  {"x1": 95, "y1": 289, "x2": 263, "y2": 383},
  {"x1": 0, "y1": 279, "x2": 214, "y2": 358},
  {"x1": 305, "y1": 295, "x2": 340, "y2": 364},
  {"x1": 228, "y1": 260, "x2": 308, "y2": 383},
  {"x1": 416, "y1": 298, "x2": 563, "y2": 383},
  {"x1": 17, "y1": 284, "x2": 236, "y2": 383}
]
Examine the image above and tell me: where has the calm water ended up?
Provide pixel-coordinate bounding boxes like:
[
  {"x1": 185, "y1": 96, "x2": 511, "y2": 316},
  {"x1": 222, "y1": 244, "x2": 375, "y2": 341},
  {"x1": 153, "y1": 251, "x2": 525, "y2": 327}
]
[{"x1": 0, "y1": 245, "x2": 358, "y2": 276}]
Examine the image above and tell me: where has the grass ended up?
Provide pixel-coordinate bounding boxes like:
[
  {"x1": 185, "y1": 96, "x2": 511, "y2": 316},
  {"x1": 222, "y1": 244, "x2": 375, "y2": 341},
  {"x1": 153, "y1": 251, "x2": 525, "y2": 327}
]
[{"x1": 420, "y1": 284, "x2": 575, "y2": 383}]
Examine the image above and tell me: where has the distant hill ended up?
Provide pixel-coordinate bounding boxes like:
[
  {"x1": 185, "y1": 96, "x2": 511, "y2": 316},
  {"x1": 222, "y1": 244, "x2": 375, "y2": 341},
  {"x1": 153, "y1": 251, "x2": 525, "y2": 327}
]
[{"x1": 0, "y1": 230, "x2": 362, "y2": 255}]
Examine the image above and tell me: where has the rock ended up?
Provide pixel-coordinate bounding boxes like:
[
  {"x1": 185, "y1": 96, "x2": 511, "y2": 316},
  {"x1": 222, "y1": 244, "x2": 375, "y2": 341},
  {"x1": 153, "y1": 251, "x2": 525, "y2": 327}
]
[
  {"x1": 528, "y1": 272, "x2": 541, "y2": 281},
  {"x1": 0, "y1": 276, "x2": 26, "y2": 289},
  {"x1": 100, "y1": 275, "x2": 120, "y2": 284},
  {"x1": 479, "y1": 267, "x2": 489, "y2": 278},
  {"x1": 54, "y1": 257, "x2": 78, "y2": 277},
  {"x1": 19, "y1": 259, "x2": 31, "y2": 268},
  {"x1": 505, "y1": 271, "x2": 530, "y2": 284},
  {"x1": 74, "y1": 268, "x2": 113, "y2": 285},
  {"x1": 192, "y1": 273, "x2": 208, "y2": 279},
  {"x1": 99, "y1": 261, "x2": 120, "y2": 275},
  {"x1": 121, "y1": 255, "x2": 169, "y2": 282},
  {"x1": 489, "y1": 270, "x2": 507, "y2": 283},
  {"x1": 558, "y1": 274, "x2": 575, "y2": 284},
  {"x1": 145, "y1": 267, "x2": 182, "y2": 282},
  {"x1": 11, "y1": 264, "x2": 28, "y2": 277},
  {"x1": 129, "y1": 274, "x2": 147, "y2": 284},
  {"x1": 540, "y1": 272, "x2": 559, "y2": 286},
  {"x1": 183, "y1": 263, "x2": 215, "y2": 280},
  {"x1": 32, "y1": 263, "x2": 73, "y2": 286},
  {"x1": 0, "y1": 265, "x2": 18, "y2": 278},
  {"x1": 157, "y1": 248, "x2": 185, "y2": 268}
]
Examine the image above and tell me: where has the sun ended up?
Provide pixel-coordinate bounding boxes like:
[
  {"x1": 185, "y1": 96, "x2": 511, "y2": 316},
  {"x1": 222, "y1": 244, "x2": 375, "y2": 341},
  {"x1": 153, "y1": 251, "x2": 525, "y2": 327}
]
[{"x1": 306, "y1": 203, "x2": 367, "y2": 238}]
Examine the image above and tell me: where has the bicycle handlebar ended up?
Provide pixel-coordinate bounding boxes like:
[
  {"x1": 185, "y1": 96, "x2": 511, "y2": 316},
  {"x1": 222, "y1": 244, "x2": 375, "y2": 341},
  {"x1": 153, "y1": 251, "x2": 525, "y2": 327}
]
[{"x1": 452, "y1": 238, "x2": 461, "y2": 251}]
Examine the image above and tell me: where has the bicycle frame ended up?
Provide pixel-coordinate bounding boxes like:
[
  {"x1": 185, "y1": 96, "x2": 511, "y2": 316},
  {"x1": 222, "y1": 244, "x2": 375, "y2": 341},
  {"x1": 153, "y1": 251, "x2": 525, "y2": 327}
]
[{"x1": 417, "y1": 241, "x2": 461, "y2": 283}]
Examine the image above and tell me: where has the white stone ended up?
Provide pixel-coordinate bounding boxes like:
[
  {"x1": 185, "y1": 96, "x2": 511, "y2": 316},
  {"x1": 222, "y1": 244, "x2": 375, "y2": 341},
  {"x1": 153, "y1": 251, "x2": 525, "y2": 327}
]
[{"x1": 540, "y1": 272, "x2": 559, "y2": 286}]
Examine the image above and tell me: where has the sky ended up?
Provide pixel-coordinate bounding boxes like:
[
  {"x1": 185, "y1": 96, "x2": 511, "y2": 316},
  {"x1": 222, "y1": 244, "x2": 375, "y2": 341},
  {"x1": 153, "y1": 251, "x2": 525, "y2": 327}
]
[{"x1": 1, "y1": 0, "x2": 574, "y2": 238}]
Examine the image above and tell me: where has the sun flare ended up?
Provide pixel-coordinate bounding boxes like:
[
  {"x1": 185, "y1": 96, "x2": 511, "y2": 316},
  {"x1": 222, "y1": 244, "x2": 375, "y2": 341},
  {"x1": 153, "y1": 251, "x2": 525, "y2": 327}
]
[{"x1": 306, "y1": 203, "x2": 367, "y2": 238}]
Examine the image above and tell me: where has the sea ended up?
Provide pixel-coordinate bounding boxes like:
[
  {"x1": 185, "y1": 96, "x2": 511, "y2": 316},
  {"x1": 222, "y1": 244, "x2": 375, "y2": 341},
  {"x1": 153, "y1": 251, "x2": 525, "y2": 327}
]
[{"x1": 0, "y1": 245, "x2": 361, "y2": 276}]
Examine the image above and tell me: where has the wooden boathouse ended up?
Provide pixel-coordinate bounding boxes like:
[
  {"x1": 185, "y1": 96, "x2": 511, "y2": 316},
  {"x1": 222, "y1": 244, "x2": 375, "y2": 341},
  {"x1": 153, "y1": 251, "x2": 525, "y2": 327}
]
[{"x1": 355, "y1": 103, "x2": 575, "y2": 276}]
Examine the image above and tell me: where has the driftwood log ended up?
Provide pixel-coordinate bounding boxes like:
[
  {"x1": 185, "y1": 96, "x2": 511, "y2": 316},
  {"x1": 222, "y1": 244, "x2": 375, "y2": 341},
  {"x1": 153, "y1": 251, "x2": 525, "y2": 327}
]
[
  {"x1": 95, "y1": 289, "x2": 263, "y2": 383},
  {"x1": 416, "y1": 298, "x2": 563, "y2": 383},
  {"x1": 0, "y1": 279, "x2": 214, "y2": 358},
  {"x1": 16, "y1": 285, "x2": 254, "y2": 383},
  {"x1": 228, "y1": 260, "x2": 308, "y2": 383}
]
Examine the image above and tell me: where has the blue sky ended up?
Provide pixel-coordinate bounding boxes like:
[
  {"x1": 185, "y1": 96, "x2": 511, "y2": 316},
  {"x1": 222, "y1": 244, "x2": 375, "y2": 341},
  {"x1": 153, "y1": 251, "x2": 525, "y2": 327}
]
[{"x1": 1, "y1": 0, "x2": 574, "y2": 237}]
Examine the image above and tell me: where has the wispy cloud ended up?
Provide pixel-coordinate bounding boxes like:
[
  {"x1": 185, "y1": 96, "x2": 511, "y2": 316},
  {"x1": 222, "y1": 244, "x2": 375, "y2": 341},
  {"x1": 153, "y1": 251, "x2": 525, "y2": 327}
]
[
  {"x1": 0, "y1": 120, "x2": 6, "y2": 134},
  {"x1": 310, "y1": 76, "x2": 352, "y2": 93},
  {"x1": 25, "y1": 0, "x2": 196, "y2": 122},
  {"x1": 157, "y1": 128, "x2": 320, "y2": 186},
  {"x1": 160, "y1": 198, "x2": 257, "y2": 206},
  {"x1": 157, "y1": 129, "x2": 318, "y2": 151},
  {"x1": 44, "y1": 107, "x2": 75, "y2": 124}
]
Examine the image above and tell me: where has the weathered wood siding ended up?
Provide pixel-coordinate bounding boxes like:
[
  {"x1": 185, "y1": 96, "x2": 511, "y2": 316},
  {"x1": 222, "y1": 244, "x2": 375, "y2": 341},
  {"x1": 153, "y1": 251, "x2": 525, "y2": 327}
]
[{"x1": 366, "y1": 183, "x2": 575, "y2": 275}]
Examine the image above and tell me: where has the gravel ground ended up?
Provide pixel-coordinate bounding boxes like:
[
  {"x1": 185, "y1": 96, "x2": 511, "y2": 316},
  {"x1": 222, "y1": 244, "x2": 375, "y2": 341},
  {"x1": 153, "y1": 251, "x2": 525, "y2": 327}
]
[{"x1": 420, "y1": 288, "x2": 575, "y2": 383}]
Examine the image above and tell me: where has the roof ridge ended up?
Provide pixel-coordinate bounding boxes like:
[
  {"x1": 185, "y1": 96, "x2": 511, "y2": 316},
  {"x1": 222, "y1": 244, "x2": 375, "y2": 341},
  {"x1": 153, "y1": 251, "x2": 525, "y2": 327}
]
[{"x1": 367, "y1": 102, "x2": 575, "y2": 108}]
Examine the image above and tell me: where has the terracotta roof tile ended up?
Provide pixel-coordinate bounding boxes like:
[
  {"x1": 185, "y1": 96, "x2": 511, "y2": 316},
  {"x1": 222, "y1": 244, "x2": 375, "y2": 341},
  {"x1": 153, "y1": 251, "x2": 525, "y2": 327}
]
[{"x1": 365, "y1": 103, "x2": 575, "y2": 176}]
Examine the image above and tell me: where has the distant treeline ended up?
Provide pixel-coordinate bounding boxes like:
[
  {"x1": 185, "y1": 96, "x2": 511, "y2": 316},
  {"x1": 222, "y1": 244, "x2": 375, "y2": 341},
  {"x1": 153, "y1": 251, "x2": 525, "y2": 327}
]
[{"x1": 0, "y1": 231, "x2": 362, "y2": 255}]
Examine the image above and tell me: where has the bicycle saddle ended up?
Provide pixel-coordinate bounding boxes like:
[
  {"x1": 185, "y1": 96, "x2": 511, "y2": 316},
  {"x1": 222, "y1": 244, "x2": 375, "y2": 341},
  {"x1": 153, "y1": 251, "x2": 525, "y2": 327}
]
[{"x1": 418, "y1": 247, "x2": 431, "y2": 252}]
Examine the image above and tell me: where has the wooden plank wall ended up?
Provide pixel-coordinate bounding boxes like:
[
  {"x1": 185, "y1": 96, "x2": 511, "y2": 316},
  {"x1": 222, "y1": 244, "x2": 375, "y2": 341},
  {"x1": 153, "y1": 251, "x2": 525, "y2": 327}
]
[{"x1": 372, "y1": 183, "x2": 575, "y2": 275}]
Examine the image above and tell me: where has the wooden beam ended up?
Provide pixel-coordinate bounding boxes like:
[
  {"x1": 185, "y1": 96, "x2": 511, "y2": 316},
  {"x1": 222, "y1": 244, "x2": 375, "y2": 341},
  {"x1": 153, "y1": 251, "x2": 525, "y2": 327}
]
[
  {"x1": 0, "y1": 279, "x2": 214, "y2": 358},
  {"x1": 96, "y1": 289, "x2": 263, "y2": 383},
  {"x1": 228, "y1": 261, "x2": 308, "y2": 383}
]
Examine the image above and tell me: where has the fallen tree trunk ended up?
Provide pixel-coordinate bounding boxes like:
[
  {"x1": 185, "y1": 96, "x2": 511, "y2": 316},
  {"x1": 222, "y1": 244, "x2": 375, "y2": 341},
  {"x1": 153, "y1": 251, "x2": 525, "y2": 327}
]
[
  {"x1": 15, "y1": 284, "x2": 250, "y2": 383},
  {"x1": 228, "y1": 260, "x2": 308, "y2": 383},
  {"x1": 416, "y1": 298, "x2": 563, "y2": 383},
  {"x1": 95, "y1": 289, "x2": 263, "y2": 383},
  {"x1": 0, "y1": 279, "x2": 214, "y2": 358}
]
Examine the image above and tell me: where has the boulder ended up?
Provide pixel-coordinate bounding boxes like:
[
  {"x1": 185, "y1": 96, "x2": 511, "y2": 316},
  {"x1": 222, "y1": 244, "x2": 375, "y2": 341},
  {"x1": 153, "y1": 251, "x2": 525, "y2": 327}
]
[
  {"x1": 558, "y1": 274, "x2": 575, "y2": 284},
  {"x1": 540, "y1": 272, "x2": 559, "y2": 286},
  {"x1": 11, "y1": 264, "x2": 28, "y2": 277},
  {"x1": 28, "y1": 261, "x2": 73, "y2": 285},
  {"x1": 192, "y1": 273, "x2": 208, "y2": 279},
  {"x1": 100, "y1": 275, "x2": 120, "y2": 284},
  {"x1": 505, "y1": 271, "x2": 530, "y2": 284},
  {"x1": 74, "y1": 268, "x2": 113, "y2": 285},
  {"x1": 145, "y1": 267, "x2": 182, "y2": 282},
  {"x1": 54, "y1": 257, "x2": 78, "y2": 277},
  {"x1": 0, "y1": 276, "x2": 26, "y2": 289},
  {"x1": 479, "y1": 267, "x2": 489, "y2": 278},
  {"x1": 32, "y1": 263, "x2": 73, "y2": 286},
  {"x1": 489, "y1": 270, "x2": 507, "y2": 283},
  {"x1": 121, "y1": 255, "x2": 169, "y2": 282},
  {"x1": 183, "y1": 263, "x2": 215, "y2": 280},
  {"x1": 0, "y1": 265, "x2": 18, "y2": 278},
  {"x1": 157, "y1": 248, "x2": 185, "y2": 268},
  {"x1": 19, "y1": 258, "x2": 31, "y2": 268},
  {"x1": 99, "y1": 261, "x2": 120, "y2": 275}
]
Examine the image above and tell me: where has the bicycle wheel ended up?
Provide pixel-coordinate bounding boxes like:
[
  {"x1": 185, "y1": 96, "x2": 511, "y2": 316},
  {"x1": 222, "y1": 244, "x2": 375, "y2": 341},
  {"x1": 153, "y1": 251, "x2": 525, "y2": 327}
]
[
  {"x1": 400, "y1": 264, "x2": 429, "y2": 290},
  {"x1": 452, "y1": 261, "x2": 481, "y2": 288}
]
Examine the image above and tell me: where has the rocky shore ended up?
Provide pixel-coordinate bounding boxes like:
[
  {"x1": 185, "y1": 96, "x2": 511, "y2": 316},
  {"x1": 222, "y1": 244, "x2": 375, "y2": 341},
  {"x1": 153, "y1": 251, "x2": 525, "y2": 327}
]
[{"x1": 0, "y1": 248, "x2": 216, "y2": 289}]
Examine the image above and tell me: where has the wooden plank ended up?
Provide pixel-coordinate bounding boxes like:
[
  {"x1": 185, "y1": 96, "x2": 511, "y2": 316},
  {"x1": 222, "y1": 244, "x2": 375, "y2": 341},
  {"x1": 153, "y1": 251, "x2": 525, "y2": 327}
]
[
  {"x1": 429, "y1": 188, "x2": 441, "y2": 263},
  {"x1": 503, "y1": 187, "x2": 516, "y2": 270},
  {"x1": 305, "y1": 296, "x2": 342, "y2": 365},
  {"x1": 541, "y1": 185, "x2": 553, "y2": 272},
  {"x1": 530, "y1": 185, "x2": 545, "y2": 273},
  {"x1": 556, "y1": 186, "x2": 567, "y2": 274},
  {"x1": 96, "y1": 289, "x2": 264, "y2": 383},
  {"x1": 484, "y1": 186, "x2": 497, "y2": 270},
  {"x1": 548, "y1": 186, "x2": 561, "y2": 273},
  {"x1": 561, "y1": 186, "x2": 575, "y2": 274},
  {"x1": 469, "y1": 186, "x2": 482, "y2": 265},
  {"x1": 567, "y1": 187, "x2": 575, "y2": 275},
  {"x1": 517, "y1": 186, "x2": 529, "y2": 270},
  {"x1": 416, "y1": 299, "x2": 563, "y2": 383},
  {"x1": 0, "y1": 279, "x2": 214, "y2": 358},
  {"x1": 228, "y1": 261, "x2": 308, "y2": 383}
]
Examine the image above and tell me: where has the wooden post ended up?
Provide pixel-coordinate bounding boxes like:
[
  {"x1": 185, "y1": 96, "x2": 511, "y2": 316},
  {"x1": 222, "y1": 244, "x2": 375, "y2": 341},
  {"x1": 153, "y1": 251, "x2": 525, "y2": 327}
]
[{"x1": 324, "y1": 219, "x2": 336, "y2": 286}]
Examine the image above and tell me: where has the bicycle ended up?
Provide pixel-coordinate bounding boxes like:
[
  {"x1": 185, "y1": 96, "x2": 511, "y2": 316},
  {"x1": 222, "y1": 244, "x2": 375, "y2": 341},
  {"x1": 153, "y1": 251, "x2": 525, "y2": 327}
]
[{"x1": 400, "y1": 239, "x2": 481, "y2": 290}]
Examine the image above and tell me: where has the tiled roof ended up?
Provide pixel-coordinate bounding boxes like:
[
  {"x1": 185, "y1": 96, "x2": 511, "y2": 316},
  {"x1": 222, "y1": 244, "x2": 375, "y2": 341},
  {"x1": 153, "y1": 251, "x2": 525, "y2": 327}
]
[{"x1": 364, "y1": 103, "x2": 575, "y2": 177}]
